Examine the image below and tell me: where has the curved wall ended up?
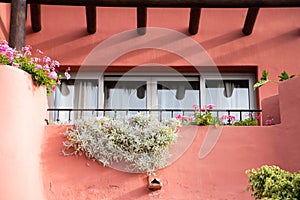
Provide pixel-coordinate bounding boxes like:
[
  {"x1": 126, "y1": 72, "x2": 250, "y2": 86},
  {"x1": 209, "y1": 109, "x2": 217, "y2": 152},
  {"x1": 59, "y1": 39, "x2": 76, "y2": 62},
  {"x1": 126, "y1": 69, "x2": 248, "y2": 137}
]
[{"x1": 0, "y1": 66, "x2": 47, "y2": 200}]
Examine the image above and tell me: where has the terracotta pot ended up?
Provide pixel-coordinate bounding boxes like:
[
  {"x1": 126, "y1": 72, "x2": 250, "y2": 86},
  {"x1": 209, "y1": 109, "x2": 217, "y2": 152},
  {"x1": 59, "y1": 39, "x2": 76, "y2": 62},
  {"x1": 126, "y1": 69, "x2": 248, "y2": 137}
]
[{"x1": 0, "y1": 65, "x2": 47, "y2": 200}]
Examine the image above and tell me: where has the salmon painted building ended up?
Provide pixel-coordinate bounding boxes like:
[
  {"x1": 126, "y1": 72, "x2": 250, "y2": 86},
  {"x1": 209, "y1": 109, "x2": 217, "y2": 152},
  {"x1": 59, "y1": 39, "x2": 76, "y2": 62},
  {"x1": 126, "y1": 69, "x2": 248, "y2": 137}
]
[{"x1": 0, "y1": 1, "x2": 300, "y2": 199}]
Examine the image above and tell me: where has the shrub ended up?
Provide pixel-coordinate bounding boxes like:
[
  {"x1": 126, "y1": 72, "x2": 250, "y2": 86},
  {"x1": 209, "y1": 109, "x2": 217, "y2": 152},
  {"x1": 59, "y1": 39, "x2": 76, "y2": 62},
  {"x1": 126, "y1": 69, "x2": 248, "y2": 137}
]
[
  {"x1": 62, "y1": 113, "x2": 180, "y2": 173},
  {"x1": 246, "y1": 165, "x2": 300, "y2": 199},
  {"x1": 233, "y1": 117, "x2": 259, "y2": 126}
]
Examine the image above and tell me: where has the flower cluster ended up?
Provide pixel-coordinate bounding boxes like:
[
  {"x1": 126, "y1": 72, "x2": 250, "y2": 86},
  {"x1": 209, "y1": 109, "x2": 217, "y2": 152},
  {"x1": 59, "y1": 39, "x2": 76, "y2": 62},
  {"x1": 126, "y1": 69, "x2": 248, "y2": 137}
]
[
  {"x1": 176, "y1": 105, "x2": 261, "y2": 126},
  {"x1": 62, "y1": 113, "x2": 180, "y2": 173},
  {"x1": 0, "y1": 40, "x2": 70, "y2": 95},
  {"x1": 264, "y1": 115, "x2": 274, "y2": 126},
  {"x1": 176, "y1": 104, "x2": 217, "y2": 126},
  {"x1": 191, "y1": 104, "x2": 216, "y2": 125},
  {"x1": 220, "y1": 114, "x2": 236, "y2": 125}
]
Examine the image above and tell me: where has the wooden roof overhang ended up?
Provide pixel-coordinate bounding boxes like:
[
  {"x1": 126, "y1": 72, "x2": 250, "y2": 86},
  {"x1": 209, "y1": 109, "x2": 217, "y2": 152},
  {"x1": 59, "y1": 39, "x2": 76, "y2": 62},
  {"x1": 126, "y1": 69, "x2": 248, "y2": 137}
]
[{"x1": 1, "y1": 0, "x2": 299, "y2": 49}]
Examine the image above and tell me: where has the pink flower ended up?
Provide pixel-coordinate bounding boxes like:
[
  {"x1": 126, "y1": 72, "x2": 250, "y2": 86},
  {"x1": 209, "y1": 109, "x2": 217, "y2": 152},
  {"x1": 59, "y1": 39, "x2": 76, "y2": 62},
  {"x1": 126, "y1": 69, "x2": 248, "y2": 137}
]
[
  {"x1": 43, "y1": 56, "x2": 51, "y2": 64},
  {"x1": 176, "y1": 114, "x2": 183, "y2": 120},
  {"x1": 43, "y1": 64, "x2": 50, "y2": 71},
  {"x1": 12, "y1": 63, "x2": 19, "y2": 68},
  {"x1": 192, "y1": 104, "x2": 198, "y2": 109},
  {"x1": 221, "y1": 114, "x2": 235, "y2": 123},
  {"x1": 255, "y1": 115, "x2": 261, "y2": 120},
  {"x1": 31, "y1": 57, "x2": 41, "y2": 63},
  {"x1": 22, "y1": 45, "x2": 31, "y2": 52},
  {"x1": 51, "y1": 60, "x2": 60, "y2": 68},
  {"x1": 228, "y1": 115, "x2": 236, "y2": 122},
  {"x1": 220, "y1": 115, "x2": 228, "y2": 121},
  {"x1": 0, "y1": 45, "x2": 9, "y2": 53},
  {"x1": 51, "y1": 85, "x2": 57, "y2": 91},
  {"x1": 35, "y1": 64, "x2": 42, "y2": 69},
  {"x1": 264, "y1": 119, "x2": 274, "y2": 126},
  {"x1": 200, "y1": 108, "x2": 206, "y2": 112},
  {"x1": 36, "y1": 49, "x2": 43, "y2": 54},
  {"x1": 0, "y1": 40, "x2": 8, "y2": 45},
  {"x1": 49, "y1": 71, "x2": 58, "y2": 79},
  {"x1": 8, "y1": 56, "x2": 13, "y2": 62},
  {"x1": 188, "y1": 116, "x2": 194, "y2": 122},
  {"x1": 206, "y1": 104, "x2": 214, "y2": 110}
]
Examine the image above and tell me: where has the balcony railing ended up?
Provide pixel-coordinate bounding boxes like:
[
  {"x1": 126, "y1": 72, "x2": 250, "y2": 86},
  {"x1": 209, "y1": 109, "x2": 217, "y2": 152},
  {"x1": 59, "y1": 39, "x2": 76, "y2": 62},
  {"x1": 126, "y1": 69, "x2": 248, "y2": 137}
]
[{"x1": 46, "y1": 108, "x2": 262, "y2": 124}]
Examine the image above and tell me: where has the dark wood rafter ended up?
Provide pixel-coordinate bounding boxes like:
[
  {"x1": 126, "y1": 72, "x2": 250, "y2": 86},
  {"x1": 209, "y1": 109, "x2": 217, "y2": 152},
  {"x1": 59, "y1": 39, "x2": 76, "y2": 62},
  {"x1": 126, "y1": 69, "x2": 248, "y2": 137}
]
[
  {"x1": 85, "y1": 6, "x2": 96, "y2": 34},
  {"x1": 1, "y1": 0, "x2": 300, "y2": 7},
  {"x1": 5, "y1": 0, "x2": 299, "y2": 50},
  {"x1": 9, "y1": 0, "x2": 27, "y2": 50},
  {"x1": 137, "y1": 6, "x2": 147, "y2": 35},
  {"x1": 243, "y1": 7, "x2": 260, "y2": 35},
  {"x1": 189, "y1": 7, "x2": 201, "y2": 35},
  {"x1": 30, "y1": 4, "x2": 41, "y2": 32}
]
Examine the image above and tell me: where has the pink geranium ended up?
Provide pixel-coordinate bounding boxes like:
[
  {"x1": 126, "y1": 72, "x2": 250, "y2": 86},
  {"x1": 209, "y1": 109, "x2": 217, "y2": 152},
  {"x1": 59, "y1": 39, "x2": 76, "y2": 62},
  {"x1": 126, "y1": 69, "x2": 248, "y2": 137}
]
[
  {"x1": 192, "y1": 104, "x2": 198, "y2": 109},
  {"x1": 0, "y1": 39, "x2": 71, "y2": 95},
  {"x1": 206, "y1": 104, "x2": 214, "y2": 110},
  {"x1": 175, "y1": 114, "x2": 183, "y2": 120}
]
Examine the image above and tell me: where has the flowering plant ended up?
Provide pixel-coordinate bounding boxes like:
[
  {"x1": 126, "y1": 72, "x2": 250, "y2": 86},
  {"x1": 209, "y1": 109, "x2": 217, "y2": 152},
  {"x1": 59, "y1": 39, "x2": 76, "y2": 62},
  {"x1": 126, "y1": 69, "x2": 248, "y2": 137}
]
[
  {"x1": 177, "y1": 105, "x2": 261, "y2": 126},
  {"x1": 232, "y1": 115, "x2": 260, "y2": 126},
  {"x1": 190, "y1": 104, "x2": 217, "y2": 126},
  {"x1": 0, "y1": 40, "x2": 70, "y2": 95},
  {"x1": 175, "y1": 104, "x2": 218, "y2": 126},
  {"x1": 63, "y1": 113, "x2": 180, "y2": 173}
]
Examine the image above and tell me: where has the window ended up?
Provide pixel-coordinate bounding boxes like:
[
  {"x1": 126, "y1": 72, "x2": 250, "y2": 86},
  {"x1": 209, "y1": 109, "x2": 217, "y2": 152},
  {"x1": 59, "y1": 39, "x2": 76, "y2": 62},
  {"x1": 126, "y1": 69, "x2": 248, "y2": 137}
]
[
  {"x1": 52, "y1": 73, "x2": 256, "y2": 121},
  {"x1": 202, "y1": 73, "x2": 256, "y2": 121},
  {"x1": 103, "y1": 76, "x2": 200, "y2": 118}
]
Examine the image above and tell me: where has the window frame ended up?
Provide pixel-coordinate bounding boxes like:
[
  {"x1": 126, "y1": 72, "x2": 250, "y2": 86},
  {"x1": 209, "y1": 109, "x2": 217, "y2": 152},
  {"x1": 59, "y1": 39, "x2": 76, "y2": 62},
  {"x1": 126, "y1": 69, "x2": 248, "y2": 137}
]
[
  {"x1": 200, "y1": 73, "x2": 257, "y2": 109},
  {"x1": 53, "y1": 72, "x2": 257, "y2": 110}
]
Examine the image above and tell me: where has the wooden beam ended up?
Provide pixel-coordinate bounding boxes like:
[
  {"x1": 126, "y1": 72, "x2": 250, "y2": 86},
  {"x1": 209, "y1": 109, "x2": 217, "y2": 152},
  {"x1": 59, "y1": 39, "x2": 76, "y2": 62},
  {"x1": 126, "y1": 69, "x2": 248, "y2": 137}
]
[
  {"x1": 9, "y1": 0, "x2": 27, "y2": 50},
  {"x1": 30, "y1": 4, "x2": 41, "y2": 32},
  {"x1": 137, "y1": 6, "x2": 147, "y2": 35},
  {"x1": 85, "y1": 6, "x2": 96, "y2": 34},
  {"x1": 243, "y1": 7, "x2": 260, "y2": 35},
  {"x1": 189, "y1": 7, "x2": 201, "y2": 35},
  {"x1": 1, "y1": 0, "x2": 299, "y2": 8}
]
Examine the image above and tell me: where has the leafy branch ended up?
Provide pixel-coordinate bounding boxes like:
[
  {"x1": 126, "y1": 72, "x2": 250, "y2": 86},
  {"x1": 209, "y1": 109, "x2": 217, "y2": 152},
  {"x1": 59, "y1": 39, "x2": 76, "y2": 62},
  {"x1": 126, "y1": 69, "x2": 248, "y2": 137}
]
[{"x1": 254, "y1": 70, "x2": 299, "y2": 90}]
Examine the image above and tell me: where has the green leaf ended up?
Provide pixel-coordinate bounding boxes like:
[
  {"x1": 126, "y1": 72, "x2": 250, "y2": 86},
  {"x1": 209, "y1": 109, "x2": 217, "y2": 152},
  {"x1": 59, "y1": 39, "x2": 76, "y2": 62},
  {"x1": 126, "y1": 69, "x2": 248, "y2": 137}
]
[
  {"x1": 262, "y1": 70, "x2": 269, "y2": 80},
  {"x1": 253, "y1": 79, "x2": 269, "y2": 90},
  {"x1": 253, "y1": 70, "x2": 269, "y2": 90},
  {"x1": 278, "y1": 71, "x2": 289, "y2": 81},
  {"x1": 278, "y1": 71, "x2": 296, "y2": 81}
]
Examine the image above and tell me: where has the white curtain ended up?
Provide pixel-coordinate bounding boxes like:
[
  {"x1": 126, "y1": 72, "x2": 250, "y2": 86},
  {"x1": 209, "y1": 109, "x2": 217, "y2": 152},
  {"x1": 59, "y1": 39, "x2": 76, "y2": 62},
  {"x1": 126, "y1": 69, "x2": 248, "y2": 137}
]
[
  {"x1": 54, "y1": 80, "x2": 98, "y2": 122},
  {"x1": 206, "y1": 81, "x2": 249, "y2": 109}
]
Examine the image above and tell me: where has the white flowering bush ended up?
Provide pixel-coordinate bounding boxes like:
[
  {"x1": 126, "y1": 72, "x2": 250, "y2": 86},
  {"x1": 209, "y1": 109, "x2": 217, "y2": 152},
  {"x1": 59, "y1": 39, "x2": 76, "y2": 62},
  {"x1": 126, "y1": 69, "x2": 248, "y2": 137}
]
[{"x1": 63, "y1": 113, "x2": 180, "y2": 173}]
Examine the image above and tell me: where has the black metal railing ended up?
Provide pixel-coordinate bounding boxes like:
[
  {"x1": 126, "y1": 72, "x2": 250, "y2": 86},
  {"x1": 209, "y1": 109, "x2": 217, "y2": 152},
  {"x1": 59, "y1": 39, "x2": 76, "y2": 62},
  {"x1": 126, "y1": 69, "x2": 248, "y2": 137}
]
[{"x1": 46, "y1": 108, "x2": 262, "y2": 124}]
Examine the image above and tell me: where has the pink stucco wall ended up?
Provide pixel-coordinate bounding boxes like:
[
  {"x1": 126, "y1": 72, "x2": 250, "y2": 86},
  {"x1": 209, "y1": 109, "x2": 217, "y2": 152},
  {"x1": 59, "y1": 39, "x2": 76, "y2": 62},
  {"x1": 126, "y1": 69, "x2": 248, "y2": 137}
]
[
  {"x1": 0, "y1": 66, "x2": 47, "y2": 200},
  {"x1": 262, "y1": 95, "x2": 280, "y2": 125},
  {"x1": 0, "y1": 5, "x2": 299, "y2": 100},
  {"x1": 0, "y1": 5, "x2": 300, "y2": 199},
  {"x1": 40, "y1": 77, "x2": 300, "y2": 199}
]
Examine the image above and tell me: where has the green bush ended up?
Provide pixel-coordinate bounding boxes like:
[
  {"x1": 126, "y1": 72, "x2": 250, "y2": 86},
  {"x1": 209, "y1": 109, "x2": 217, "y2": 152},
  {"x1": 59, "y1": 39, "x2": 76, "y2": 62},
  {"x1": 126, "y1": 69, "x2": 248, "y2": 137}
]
[
  {"x1": 233, "y1": 118, "x2": 259, "y2": 126},
  {"x1": 246, "y1": 165, "x2": 300, "y2": 199}
]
